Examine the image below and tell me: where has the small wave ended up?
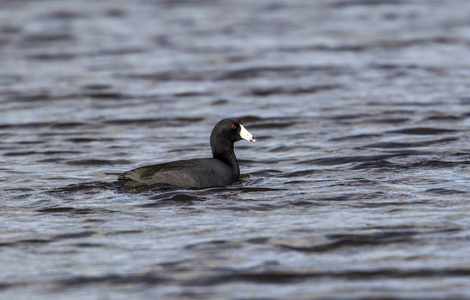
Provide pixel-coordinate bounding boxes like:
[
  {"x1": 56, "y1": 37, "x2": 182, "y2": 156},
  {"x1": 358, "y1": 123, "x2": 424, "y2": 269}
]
[
  {"x1": 65, "y1": 159, "x2": 132, "y2": 166},
  {"x1": 363, "y1": 137, "x2": 459, "y2": 149},
  {"x1": 302, "y1": 154, "x2": 400, "y2": 166},
  {"x1": 389, "y1": 127, "x2": 458, "y2": 135},
  {"x1": 277, "y1": 231, "x2": 417, "y2": 253}
]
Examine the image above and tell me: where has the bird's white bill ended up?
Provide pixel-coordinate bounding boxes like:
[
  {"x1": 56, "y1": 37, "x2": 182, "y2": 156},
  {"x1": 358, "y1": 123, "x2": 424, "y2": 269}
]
[{"x1": 239, "y1": 123, "x2": 256, "y2": 142}]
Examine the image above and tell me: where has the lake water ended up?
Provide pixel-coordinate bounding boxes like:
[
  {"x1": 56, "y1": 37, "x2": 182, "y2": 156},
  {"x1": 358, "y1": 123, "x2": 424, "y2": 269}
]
[{"x1": 1, "y1": 0, "x2": 470, "y2": 299}]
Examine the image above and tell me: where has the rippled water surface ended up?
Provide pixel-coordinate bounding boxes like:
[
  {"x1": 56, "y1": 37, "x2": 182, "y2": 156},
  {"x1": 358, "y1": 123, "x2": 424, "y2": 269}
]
[{"x1": 2, "y1": 0, "x2": 470, "y2": 299}]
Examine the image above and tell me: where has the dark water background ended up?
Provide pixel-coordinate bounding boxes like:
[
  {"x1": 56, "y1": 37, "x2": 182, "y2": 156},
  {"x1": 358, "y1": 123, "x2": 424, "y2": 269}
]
[{"x1": 2, "y1": 0, "x2": 470, "y2": 299}]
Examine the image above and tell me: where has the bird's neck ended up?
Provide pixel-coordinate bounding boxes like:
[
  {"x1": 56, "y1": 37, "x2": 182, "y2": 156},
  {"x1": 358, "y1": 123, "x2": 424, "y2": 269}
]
[{"x1": 211, "y1": 140, "x2": 240, "y2": 175}]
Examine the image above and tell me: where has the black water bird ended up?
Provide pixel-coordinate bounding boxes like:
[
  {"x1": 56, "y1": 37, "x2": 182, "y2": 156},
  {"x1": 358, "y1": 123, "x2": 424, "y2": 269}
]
[{"x1": 117, "y1": 118, "x2": 256, "y2": 189}]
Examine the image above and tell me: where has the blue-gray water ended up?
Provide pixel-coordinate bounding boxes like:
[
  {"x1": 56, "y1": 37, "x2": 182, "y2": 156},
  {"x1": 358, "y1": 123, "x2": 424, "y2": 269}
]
[{"x1": 2, "y1": 0, "x2": 470, "y2": 299}]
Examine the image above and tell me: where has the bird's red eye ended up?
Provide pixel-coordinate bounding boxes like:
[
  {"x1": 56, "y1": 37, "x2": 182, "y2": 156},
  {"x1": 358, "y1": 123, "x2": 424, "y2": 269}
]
[{"x1": 232, "y1": 125, "x2": 237, "y2": 129}]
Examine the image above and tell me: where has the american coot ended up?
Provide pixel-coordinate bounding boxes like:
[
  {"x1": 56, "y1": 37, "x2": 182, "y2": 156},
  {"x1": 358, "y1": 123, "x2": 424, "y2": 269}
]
[{"x1": 118, "y1": 118, "x2": 256, "y2": 188}]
